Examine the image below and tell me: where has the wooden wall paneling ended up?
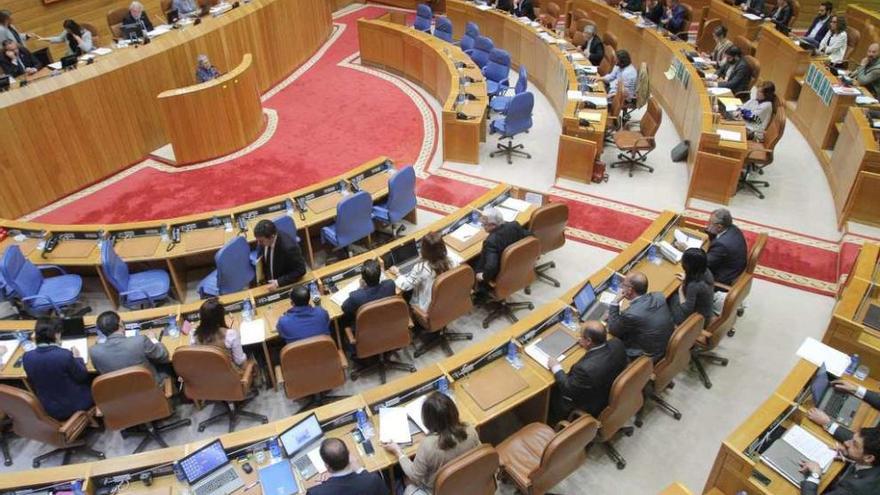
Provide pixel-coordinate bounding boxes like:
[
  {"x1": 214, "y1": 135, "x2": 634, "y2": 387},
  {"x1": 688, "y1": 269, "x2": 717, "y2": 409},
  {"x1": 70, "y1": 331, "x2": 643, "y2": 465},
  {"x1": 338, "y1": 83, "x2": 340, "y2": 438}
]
[{"x1": 847, "y1": 171, "x2": 880, "y2": 226}]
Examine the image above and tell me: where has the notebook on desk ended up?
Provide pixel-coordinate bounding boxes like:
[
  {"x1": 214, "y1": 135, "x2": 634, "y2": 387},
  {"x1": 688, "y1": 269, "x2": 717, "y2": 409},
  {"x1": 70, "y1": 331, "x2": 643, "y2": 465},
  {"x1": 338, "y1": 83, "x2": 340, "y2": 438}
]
[
  {"x1": 461, "y1": 361, "x2": 529, "y2": 411},
  {"x1": 862, "y1": 303, "x2": 880, "y2": 331}
]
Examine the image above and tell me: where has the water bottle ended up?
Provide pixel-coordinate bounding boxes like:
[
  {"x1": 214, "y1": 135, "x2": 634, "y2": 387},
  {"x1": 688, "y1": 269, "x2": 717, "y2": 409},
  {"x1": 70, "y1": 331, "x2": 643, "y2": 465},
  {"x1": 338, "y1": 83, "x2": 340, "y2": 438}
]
[
  {"x1": 242, "y1": 300, "x2": 253, "y2": 322},
  {"x1": 436, "y1": 376, "x2": 450, "y2": 396},
  {"x1": 470, "y1": 210, "x2": 481, "y2": 225},
  {"x1": 845, "y1": 354, "x2": 861, "y2": 375},
  {"x1": 563, "y1": 307, "x2": 575, "y2": 328},
  {"x1": 167, "y1": 316, "x2": 180, "y2": 338},
  {"x1": 71, "y1": 480, "x2": 83, "y2": 495},
  {"x1": 339, "y1": 180, "x2": 350, "y2": 197},
  {"x1": 173, "y1": 462, "x2": 187, "y2": 482},
  {"x1": 648, "y1": 244, "x2": 661, "y2": 264},
  {"x1": 506, "y1": 340, "x2": 522, "y2": 369},
  {"x1": 17, "y1": 332, "x2": 34, "y2": 353},
  {"x1": 285, "y1": 199, "x2": 295, "y2": 216},
  {"x1": 609, "y1": 274, "x2": 621, "y2": 293},
  {"x1": 268, "y1": 437, "x2": 282, "y2": 459},
  {"x1": 356, "y1": 409, "x2": 374, "y2": 438},
  {"x1": 309, "y1": 282, "x2": 320, "y2": 302}
]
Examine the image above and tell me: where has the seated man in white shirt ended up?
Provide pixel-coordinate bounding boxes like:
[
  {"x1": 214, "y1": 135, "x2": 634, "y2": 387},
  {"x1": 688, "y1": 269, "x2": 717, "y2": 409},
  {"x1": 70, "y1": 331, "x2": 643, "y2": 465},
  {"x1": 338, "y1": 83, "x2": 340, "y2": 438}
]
[{"x1": 602, "y1": 49, "x2": 637, "y2": 99}]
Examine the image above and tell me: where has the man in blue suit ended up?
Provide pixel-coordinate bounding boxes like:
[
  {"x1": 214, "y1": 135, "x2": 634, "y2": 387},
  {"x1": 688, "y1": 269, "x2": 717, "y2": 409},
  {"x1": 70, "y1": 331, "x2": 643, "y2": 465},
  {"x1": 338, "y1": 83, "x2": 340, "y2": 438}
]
[
  {"x1": 661, "y1": 0, "x2": 688, "y2": 35},
  {"x1": 307, "y1": 438, "x2": 385, "y2": 495},
  {"x1": 277, "y1": 285, "x2": 331, "y2": 343},
  {"x1": 705, "y1": 208, "x2": 748, "y2": 287},
  {"x1": 802, "y1": 1, "x2": 833, "y2": 48}
]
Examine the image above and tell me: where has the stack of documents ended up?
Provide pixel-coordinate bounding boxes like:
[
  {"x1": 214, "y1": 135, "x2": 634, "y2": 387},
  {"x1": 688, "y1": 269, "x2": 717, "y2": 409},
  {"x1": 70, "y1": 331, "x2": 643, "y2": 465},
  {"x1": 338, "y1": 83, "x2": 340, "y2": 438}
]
[
  {"x1": 379, "y1": 407, "x2": 411, "y2": 444},
  {"x1": 500, "y1": 197, "x2": 532, "y2": 213},
  {"x1": 404, "y1": 395, "x2": 430, "y2": 434},
  {"x1": 708, "y1": 87, "x2": 733, "y2": 96},
  {"x1": 583, "y1": 96, "x2": 608, "y2": 108},
  {"x1": 718, "y1": 97, "x2": 743, "y2": 112},
  {"x1": 577, "y1": 110, "x2": 603, "y2": 122},
  {"x1": 147, "y1": 25, "x2": 172, "y2": 37},
  {"x1": 448, "y1": 223, "x2": 481, "y2": 243},
  {"x1": 240, "y1": 319, "x2": 267, "y2": 346},
  {"x1": 475, "y1": 3, "x2": 492, "y2": 10},
  {"x1": 674, "y1": 229, "x2": 703, "y2": 249},
  {"x1": 832, "y1": 85, "x2": 861, "y2": 96},
  {"x1": 857, "y1": 95, "x2": 879, "y2": 105},
  {"x1": 91, "y1": 47, "x2": 113, "y2": 56},
  {"x1": 569, "y1": 52, "x2": 586, "y2": 61},
  {"x1": 567, "y1": 90, "x2": 586, "y2": 101},
  {"x1": 331, "y1": 279, "x2": 362, "y2": 307},
  {"x1": 742, "y1": 13, "x2": 762, "y2": 20},
  {"x1": 716, "y1": 129, "x2": 741, "y2": 142},
  {"x1": 796, "y1": 337, "x2": 851, "y2": 376}
]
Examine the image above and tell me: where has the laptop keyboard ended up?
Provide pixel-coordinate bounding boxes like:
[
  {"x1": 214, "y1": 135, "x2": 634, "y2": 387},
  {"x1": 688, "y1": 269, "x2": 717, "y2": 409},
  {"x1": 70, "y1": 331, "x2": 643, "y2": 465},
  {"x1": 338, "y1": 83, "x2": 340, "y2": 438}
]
[
  {"x1": 825, "y1": 391, "x2": 847, "y2": 417},
  {"x1": 194, "y1": 468, "x2": 238, "y2": 495}
]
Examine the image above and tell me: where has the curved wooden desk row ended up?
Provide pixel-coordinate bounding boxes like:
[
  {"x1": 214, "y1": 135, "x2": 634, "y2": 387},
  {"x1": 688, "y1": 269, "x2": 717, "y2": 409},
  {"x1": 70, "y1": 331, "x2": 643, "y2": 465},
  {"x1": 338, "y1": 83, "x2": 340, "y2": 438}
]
[
  {"x1": 0, "y1": 156, "x2": 395, "y2": 305},
  {"x1": 445, "y1": 0, "x2": 607, "y2": 182},
  {"x1": 157, "y1": 54, "x2": 265, "y2": 165},
  {"x1": 358, "y1": 17, "x2": 488, "y2": 164},
  {"x1": 0, "y1": 210, "x2": 689, "y2": 490},
  {"x1": 846, "y1": 4, "x2": 880, "y2": 65},
  {"x1": 0, "y1": 0, "x2": 332, "y2": 220}
]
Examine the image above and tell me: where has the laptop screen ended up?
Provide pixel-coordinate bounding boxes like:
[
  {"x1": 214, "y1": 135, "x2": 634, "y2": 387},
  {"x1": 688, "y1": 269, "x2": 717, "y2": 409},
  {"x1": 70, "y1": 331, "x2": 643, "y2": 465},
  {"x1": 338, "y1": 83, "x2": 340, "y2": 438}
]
[
  {"x1": 279, "y1": 413, "x2": 323, "y2": 458},
  {"x1": 391, "y1": 241, "x2": 419, "y2": 266},
  {"x1": 61, "y1": 317, "x2": 86, "y2": 339},
  {"x1": 179, "y1": 440, "x2": 229, "y2": 485},
  {"x1": 810, "y1": 364, "x2": 830, "y2": 405},
  {"x1": 573, "y1": 283, "x2": 596, "y2": 320}
]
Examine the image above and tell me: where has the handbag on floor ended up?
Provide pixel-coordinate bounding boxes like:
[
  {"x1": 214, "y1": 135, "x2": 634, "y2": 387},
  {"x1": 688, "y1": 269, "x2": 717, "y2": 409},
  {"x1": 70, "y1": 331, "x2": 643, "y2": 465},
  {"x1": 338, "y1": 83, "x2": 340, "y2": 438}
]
[
  {"x1": 671, "y1": 140, "x2": 690, "y2": 162},
  {"x1": 592, "y1": 159, "x2": 609, "y2": 183}
]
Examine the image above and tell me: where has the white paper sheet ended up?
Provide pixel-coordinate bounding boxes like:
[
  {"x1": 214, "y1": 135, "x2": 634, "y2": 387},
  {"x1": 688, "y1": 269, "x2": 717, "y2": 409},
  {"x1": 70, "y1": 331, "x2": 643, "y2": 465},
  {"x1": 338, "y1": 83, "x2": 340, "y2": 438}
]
[
  {"x1": 240, "y1": 319, "x2": 267, "y2": 346},
  {"x1": 0, "y1": 340, "x2": 19, "y2": 366},
  {"x1": 784, "y1": 425, "x2": 836, "y2": 471},
  {"x1": 584, "y1": 96, "x2": 608, "y2": 108},
  {"x1": 379, "y1": 407, "x2": 412, "y2": 444},
  {"x1": 707, "y1": 87, "x2": 733, "y2": 96},
  {"x1": 524, "y1": 342, "x2": 551, "y2": 369},
  {"x1": 599, "y1": 291, "x2": 617, "y2": 304},
  {"x1": 742, "y1": 13, "x2": 762, "y2": 20},
  {"x1": 857, "y1": 95, "x2": 880, "y2": 105},
  {"x1": 567, "y1": 90, "x2": 586, "y2": 101},
  {"x1": 498, "y1": 207, "x2": 518, "y2": 222},
  {"x1": 330, "y1": 279, "x2": 361, "y2": 307},
  {"x1": 500, "y1": 197, "x2": 531, "y2": 212},
  {"x1": 61, "y1": 338, "x2": 89, "y2": 364},
  {"x1": 449, "y1": 223, "x2": 481, "y2": 243},
  {"x1": 91, "y1": 47, "x2": 113, "y2": 56},
  {"x1": 796, "y1": 337, "x2": 851, "y2": 377},
  {"x1": 306, "y1": 448, "x2": 327, "y2": 473},
  {"x1": 716, "y1": 129, "x2": 741, "y2": 142},
  {"x1": 674, "y1": 229, "x2": 703, "y2": 249}
]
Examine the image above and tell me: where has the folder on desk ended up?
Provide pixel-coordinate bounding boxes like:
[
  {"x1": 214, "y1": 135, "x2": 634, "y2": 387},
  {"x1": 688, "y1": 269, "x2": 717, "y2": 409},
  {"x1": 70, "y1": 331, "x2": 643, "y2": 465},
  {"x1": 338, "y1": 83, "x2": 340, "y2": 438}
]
[
  {"x1": 577, "y1": 111, "x2": 602, "y2": 122},
  {"x1": 379, "y1": 407, "x2": 412, "y2": 444},
  {"x1": 258, "y1": 460, "x2": 301, "y2": 495},
  {"x1": 461, "y1": 362, "x2": 529, "y2": 411},
  {"x1": 761, "y1": 425, "x2": 835, "y2": 486}
]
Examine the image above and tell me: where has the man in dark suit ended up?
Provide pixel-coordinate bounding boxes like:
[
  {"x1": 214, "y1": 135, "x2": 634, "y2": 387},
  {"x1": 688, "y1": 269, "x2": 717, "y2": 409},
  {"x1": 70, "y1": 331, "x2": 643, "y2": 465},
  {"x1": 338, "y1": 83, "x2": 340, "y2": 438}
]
[
  {"x1": 515, "y1": 0, "x2": 536, "y2": 19},
  {"x1": 712, "y1": 46, "x2": 752, "y2": 95},
  {"x1": 90, "y1": 311, "x2": 171, "y2": 383},
  {"x1": 735, "y1": 0, "x2": 764, "y2": 15},
  {"x1": 581, "y1": 24, "x2": 605, "y2": 66},
  {"x1": 705, "y1": 208, "x2": 748, "y2": 287},
  {"x1": 254, "y1": 219, "x2": 306, "y2": 290},
  {"x1": 807, "y1": 380, "x2": 880, "y2": 444},
  {"x1": 0, "y1": 39, "x2": 39, "y2": 77},
  {"x1": 307, "y1": 438, "x2": 385, "y2": 495},
  {"x1": 802, "y1": 2, "x2": 833, "y2": 47},
  {"x1": 661, "y1": 0, "x2": 688, "y2": 35},
  {"x1": 607, "y1": 272, "x2": 675, "y2": 361},
  {"x1": 546, "y1": 322, "x2": 627, "y2": 424},
  {"x1": 494, "y1": 0, "x2": 515, "y2": 14},
  {"x1": 341, "y1": 259, "x2": 396, "y2": 328},
  {"x1": 122, "y1": 1, "x2": 154, "y2": 32},
  {"x1": 799, "y1": 426, "x2": 880, "y2": 495},
  {"x1": 475, "y1": 206, "x2": 531, "y2": 285}
]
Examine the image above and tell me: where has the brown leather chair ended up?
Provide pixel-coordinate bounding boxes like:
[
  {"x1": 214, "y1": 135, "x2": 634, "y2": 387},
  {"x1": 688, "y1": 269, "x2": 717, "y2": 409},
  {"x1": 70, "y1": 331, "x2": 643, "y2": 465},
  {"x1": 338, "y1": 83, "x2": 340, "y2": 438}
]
[
  {"x1": 733, "y1": 35, "x2": 756, "y2": 57},
  {"x1": 739, "y1": 104, "x2": 785, "y2": 199},
  {"x1": 691, "y1": 274, "x2": 751, "y2": 388},
  {"x1": 598, "y1": 46, "x2": 615, "y2": 76},
  {"x1": 603, "y1": 32, "x2": 619, "y2": 52},
  {"x1": 346, "y1": 296, "x2": 416, "y2": 384},
  {"x1": 845, "y1": 26, "x2": 861, "y2": 65},
  {"x1": 539, "y1": 2, "x2": 561, "y2": 30},
  {"x1": 696, "y1": 18, "x2": 721, "y2": 53},
  {"x1": 497, "y1": 414, "x2": 600, "y2": 495},
  {"x1": 591, "y1": 356, "x2": 652, "y2": 469},
  {"x1": 788, "y1": 0, "x2": 799, "y2": 28},
  {"x1": 172, "y1": 346, "x2": 268, "y2": 432},
  {"x1": 107, "y1": 7, "x2": 130, "y2": 39},
  {"x1": 276, "y1": 335, "x2": 349, "y2": 412},
  {"x1": 0, "y1": 412, "x2": 12, "y2": 466},
  {"x1": 611, "y1": 96, "x2": 662, "y2": 176},
  {"x1": 726, "y1": 232, "x2": 767, "y2": 323},
  {"x1": 434, "y1": 444, "x2": 499, "y2": 495},
  {"x1": 481, "y1": 237, "x2": 541, "y2": 328},
  {"x1": 527, "y1": 203, "x2": 569, "y2": 287},
  {"x1": 80, "y1": 23, "x2": 100, "y2": 47},
  {"x1": 646, "y1": 314, "x2": 704, "y2": 420},
  {"x1": 161, "y1": 0, "x2": 173, "y2": 14},
  {"x1": 412, "y1": 265, "x2": 475, "y2": 357},
  {"x1": 738, "y1": 55, "x2": 761, "y2": 101},
  {"x1": 0, "y1": 384, "x2": 103, "y2": 468},
  {"x1": 571, "y1": 30, "x2": 587, "y2": 48},
  {"x1": 92, "y1": 366, "x2": 191, "y2": 454}
]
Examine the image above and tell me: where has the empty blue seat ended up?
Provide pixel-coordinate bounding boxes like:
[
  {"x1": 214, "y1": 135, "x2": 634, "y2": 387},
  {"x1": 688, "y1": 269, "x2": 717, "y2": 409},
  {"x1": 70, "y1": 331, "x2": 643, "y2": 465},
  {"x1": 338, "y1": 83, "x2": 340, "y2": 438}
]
[
  {"x1": 489, "y1": 91, "x2": 535, "y2": 164},
  {"x1": 483, "y1": 48, "x2": 511, "y2": 97},
  {"x1": 1, "y1": 245, "x2": 82, "y2": 315},
  {"x1": 470, "y1": 36, "x2": 494, "y2": 69},
  {"x1": 372, "y1": 166, "x2": 417, "y2": 237},
  {"x1": 101, "y1": 240, "x2": 171, "y2": 308},
  {"x1": 490, "y1": 65, "x2": 528, "y2": 113},
  {"x1": 414, "y1": 4, "x2": 432, "y2": 32},
  {"x1": 434, "y1": 16, "x2": 453, "y2": 42},
  {"x1": 321, "y1": 191, "x2": 376, "y2": 255},
  {"x1": 198, "y1": 236, "x2": 255, "y2": 298}
]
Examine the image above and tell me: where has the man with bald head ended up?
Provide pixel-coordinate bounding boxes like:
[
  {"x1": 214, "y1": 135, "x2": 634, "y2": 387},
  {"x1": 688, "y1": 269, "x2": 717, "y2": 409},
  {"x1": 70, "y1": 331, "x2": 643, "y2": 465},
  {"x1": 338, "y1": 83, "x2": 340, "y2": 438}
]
[
  {"x1": 704, "y1": 208, "x2": 748, "y2": 287},
  {"x1": 307, "y1": 438, "x2": 385, "y2": 495},
  {"x1": 607, "y1": 272, "x2": 675, "y2": 361},
  {"x1": 851, "y1": 43, "x2": 880, "y2": 97},
  {"x1": 547, "y1": 321, "x2": 627, "y2": 424}
]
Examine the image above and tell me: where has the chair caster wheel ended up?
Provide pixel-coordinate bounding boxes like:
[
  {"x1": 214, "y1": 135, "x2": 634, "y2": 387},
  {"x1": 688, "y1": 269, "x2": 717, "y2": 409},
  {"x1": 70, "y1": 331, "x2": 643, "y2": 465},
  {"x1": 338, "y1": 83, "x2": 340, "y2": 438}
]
[
  {"x1": 727, "y1": 329, "x2": 736, "y2": 337},
  {"x1": 525, "y1": 287, "x2": 531, "y2": 295},
  {"x1": 673, "y1": 412, "x2": 682, "y2": 420},
  {"x1": 97, "y1": 453, "x2": 106, "y2": 459},
  {"x1": 705, "y1": 382, "x2": 713, "y2": 389},
  {"x1": 736, "y1": 308, "x2": 744, "y2": 317},
  {"x1": 553, "y1": 281, "x2": 560, "y2": 287},
  {"x1": 720, "y1": 359, "x2": 729, "y2": 366},
  {"x1": 198, "y1": 425, "x2": 206, "y2": 432},
  {"x1": 634, "y1": 420, "x2": 643, "y2": 428},
  {"x1": 482, "y1": 322, "x2": 489, "y2": 329},
  {"x1": 4, "y1": 459, "x2": 11, "y2": 466},
  {"x1": 528, "y1": 303, "x2": 534, "y2": 309},
  {"x1": 350, "y1": 374, "x2": 359, "y2": 382},
  {"x1": 261, "y1": 418, "x2": 269, "y2": 424},
  {"x1": 33, "y1": 461, "x2": 40, "y2": 468},
  {"x1": 616, "y1": 461, "x2": 626, "y2": 470},
  {"x1": 624, "y1": 429, "x2": 634, "y2": 436}
]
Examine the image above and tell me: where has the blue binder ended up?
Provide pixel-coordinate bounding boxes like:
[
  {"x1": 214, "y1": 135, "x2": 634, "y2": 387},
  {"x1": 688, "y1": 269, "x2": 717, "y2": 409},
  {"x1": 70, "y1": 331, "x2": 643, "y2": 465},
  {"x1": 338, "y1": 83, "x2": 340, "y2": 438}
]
[{"x1": 258, "y1": 461, "x2": 301, "y2": 495}]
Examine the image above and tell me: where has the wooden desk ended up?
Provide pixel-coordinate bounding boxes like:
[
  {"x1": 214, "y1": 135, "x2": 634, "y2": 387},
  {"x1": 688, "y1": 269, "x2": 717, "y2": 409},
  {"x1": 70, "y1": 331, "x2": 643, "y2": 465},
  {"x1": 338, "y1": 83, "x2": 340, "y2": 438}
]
[
  {"x1": 0, "y1": 0, "x2": 332, "y2": 219},
  {"x1": 157, "y1": 53, "x2": 264, "y2": 165},
  {"x1": 843, "y1": 242, "x2": 880, "y2": 288},
  {"x1": 829, "y1": 108, "x2": 880, "y2": 228},
  {"x1": 660, "y1": 481, "x2": 694, "y2": 495},
  {"x1": 754, "y1": 26, "x2": 812, "y2": 102},
  {"x1": 445, "y1": 0, "x2": 605, "y2": 182},
  {"x1": 825, "y1": 276, "x2": 880, "y2": 373},
  {"x1": 706, "y1": 0, "x2": 764, "y2": 41},
  {"x1": 358, "y1": 18, "x2": 487, "y2": 164},
  {"x1": 791, "y1": 63, "x2": 858, "y2": 156}
]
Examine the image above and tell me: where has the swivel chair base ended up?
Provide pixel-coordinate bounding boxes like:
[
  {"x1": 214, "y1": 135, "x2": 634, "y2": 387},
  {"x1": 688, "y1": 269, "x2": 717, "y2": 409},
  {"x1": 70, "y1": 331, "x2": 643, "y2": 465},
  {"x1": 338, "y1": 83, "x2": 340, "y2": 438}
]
[
  {"x1": 414, "y1": 328, "x2": 473, "y2": 358},
  {"x1": 482, "y1": 298, "x2": 534, "y2": 329},
  {"x1": 535, "y1": 260, "x2": 560, "y2": 287},
  {"x1": 490, "y1": 139, "x2": 531, "y2": 164},
  {"x1": 647, "y1": 385, "x2": 682, "y2": 421},
  {"x1": 197, "y1": 398, "x2": 268, "y2": 433},
  {"x1": 350, "y1": 352, "x2": 416, "y2": 385},
  {"x1": 121, "y1": 417, "x2": 193, "y2": 454},
  {"x1": 33, "y1": 441, "x2": 104, "y2": 468},
  {"x1": 0, "y1": 421, "x2": 11, "y2": 466},
  {"x1": 293, "y1": 391, "x2": 351, "y2": 414},
  {"x1": 737, "y1": 164, "x2": 769, "y2": 199},
  {"x1": 600, "y1": 428, "x2": 634, "y2": 470},
  {"x1": 610, "y1": 151, "x2": 654, "y2": 177},
  {"x1": 691, "y1": 349, "x2": 729, "y2": 389}
]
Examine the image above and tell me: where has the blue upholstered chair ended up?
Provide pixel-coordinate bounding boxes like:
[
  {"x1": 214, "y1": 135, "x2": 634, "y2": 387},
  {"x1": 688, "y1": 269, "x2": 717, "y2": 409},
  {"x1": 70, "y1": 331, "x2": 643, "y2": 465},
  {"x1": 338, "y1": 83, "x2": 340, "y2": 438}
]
[
  {"x1": 198, "y1": 236, "x2": 255, "y2": 298},
  {"x1": 489, "y1": 91, "x2": 534, "y2": 164},
  {"x1": 490, "y1": 65, "x2": 528, "y2": 113},
  {"x1": 321, "y1": 191, "x2": 375, "y2": 256},
  {"x1": 470, "y1": 36, "x2": 494, "y2": 69},
  {"x1": 482, "y1": 48, "x2": 511, "y2": 97},
  {"x1": 459, "y1": 21, "x2": 479, "y2": 52},
  {"x1": 1, "y1": 245, "x2": 82, "y2": 315},
  {"x1": 414, "y1": 4, "x2": 432, "y2": 32},
  {"x1": 434, "y1": 16, "x2": 453, "y2": 42},
  {"x1": 101, "y1": 241, "x2": 171, "y2": 308},
  {"x1": 371, "y1": 166, "x2": 417, "y2": 238}
]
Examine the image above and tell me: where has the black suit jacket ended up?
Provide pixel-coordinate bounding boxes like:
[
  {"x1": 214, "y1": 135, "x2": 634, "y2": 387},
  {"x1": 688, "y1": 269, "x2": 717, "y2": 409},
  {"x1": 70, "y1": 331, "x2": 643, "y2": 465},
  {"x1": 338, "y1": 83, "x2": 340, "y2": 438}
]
[
  {"x1": 607, "y1": 292, "x2": 675, "y2": 360},
  {"x1": 122, "y1": 12, "x2": 154, "y2": 32},
  {"x1": 624, "y1": 0, "x2": 643, "y2": 12},
  {"x1": 259, "y1": 231, "x2": 306, "y2": 287},
  {"x1": 552, "y1": 339, "x2": 627, "y2": 417},
  {"x1": 707, "y1": 225, "x2": 748, "y2": 286},
  {"x1": 582, "y1": 36, "x2": 605, "y2": 67},
  {"x1": 801, "y1": 461, "x2": 880, "y2": 495},
  {"x1": 771, "y1": 4, "x2": 792, "y2": 29},
  {"x1": 341, "y1": 279, "x2": 396, "y2": 327},
  {"x1": 736, "y1": 0, "x2": 764, "y2": 14},
  {"x1": 494, "y1": 0, "x2": 514, "y2": 14},
  {"x1": 476, "y1": 221, "x2": 531, "y2": 282},
  {"x1": 644, "y1": 3, "x2": 664, "y2": 24},
  {"x1": 718, "y1": 57, "x2": 753, "y2": 95},
  {"x1": 805, "y1": 15, "x2": 831, "y2": 43},
  {"x1": 0, "y1": 47, "x2": 40, "y2": 77},
  {"x1": 828, "y1": 390, "x2": 880, "y2": 442},
  {"x1": 516, "y1": 0, "x2": 536, "y2": 19},
  {"x1": 306, "y1": 471, "x2": 387, "y2": 495}
]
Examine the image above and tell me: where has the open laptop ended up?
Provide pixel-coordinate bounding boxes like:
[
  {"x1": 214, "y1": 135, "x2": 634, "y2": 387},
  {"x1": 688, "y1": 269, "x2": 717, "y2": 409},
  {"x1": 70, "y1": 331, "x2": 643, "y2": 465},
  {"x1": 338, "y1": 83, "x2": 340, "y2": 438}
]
[
  {"x1": 60, "y1": 317, "x2": 89, "y2": 363},
  {"x1": 573, "y1": 282, "x2": 608, "y2": 322},
  {"x1": 382, "y1": 240, "x2": 420, "y2": 276},
  {"x1": 811, "y1": 364, "x2": 861, "y2": 427},
  {"x1": 278, "y1": 413, "x2": 327, "y2": 480},
  {"x1": 178, "y1": 440, "x2": 243, "y2": 495}
]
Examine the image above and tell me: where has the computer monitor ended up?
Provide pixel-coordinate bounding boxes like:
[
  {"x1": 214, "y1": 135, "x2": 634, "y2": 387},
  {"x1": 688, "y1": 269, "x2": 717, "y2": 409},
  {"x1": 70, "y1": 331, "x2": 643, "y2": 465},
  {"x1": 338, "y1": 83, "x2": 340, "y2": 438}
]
[
  {"x1": 573, "y1": 283, "x2": 596, "y2": 321},
  {"x1": 390, "y1": 240, "x2": 419, "y2": 265},
  {"x1": 178, "y1": 440, "x2": 229, "y2": 485},
  {"x1": 61, "y1": 317, "x2": 86, "y2": 339},
  {"x1": 60, "y1": 55, "x2": 77, "y2": 70},
  {"x1": 810, "y1": 364, "x2": 830, "y2": 404},
  {"x1": 278, "y1": 413, "x2": 323, "y2": 458},
  {"x1": 166, "y1": 9, "x2": 180, "y2": 24},
  {"x1": 121, "y1": 23, "x2": 144, "y2": 40}
]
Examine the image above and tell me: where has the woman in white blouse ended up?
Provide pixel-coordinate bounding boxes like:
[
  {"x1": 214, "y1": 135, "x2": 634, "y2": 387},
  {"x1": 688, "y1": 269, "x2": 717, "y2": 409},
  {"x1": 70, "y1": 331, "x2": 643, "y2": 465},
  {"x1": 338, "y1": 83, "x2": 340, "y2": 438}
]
[
  {"x1": 390, "y1": 231, "x2": 457, "y2": 313},
  {"x1": 818, "y1": 15, "x2": 848, "y2": 66},
  {"x1": 194, "y1": 298, "x2": 247, "y2": 371}
]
